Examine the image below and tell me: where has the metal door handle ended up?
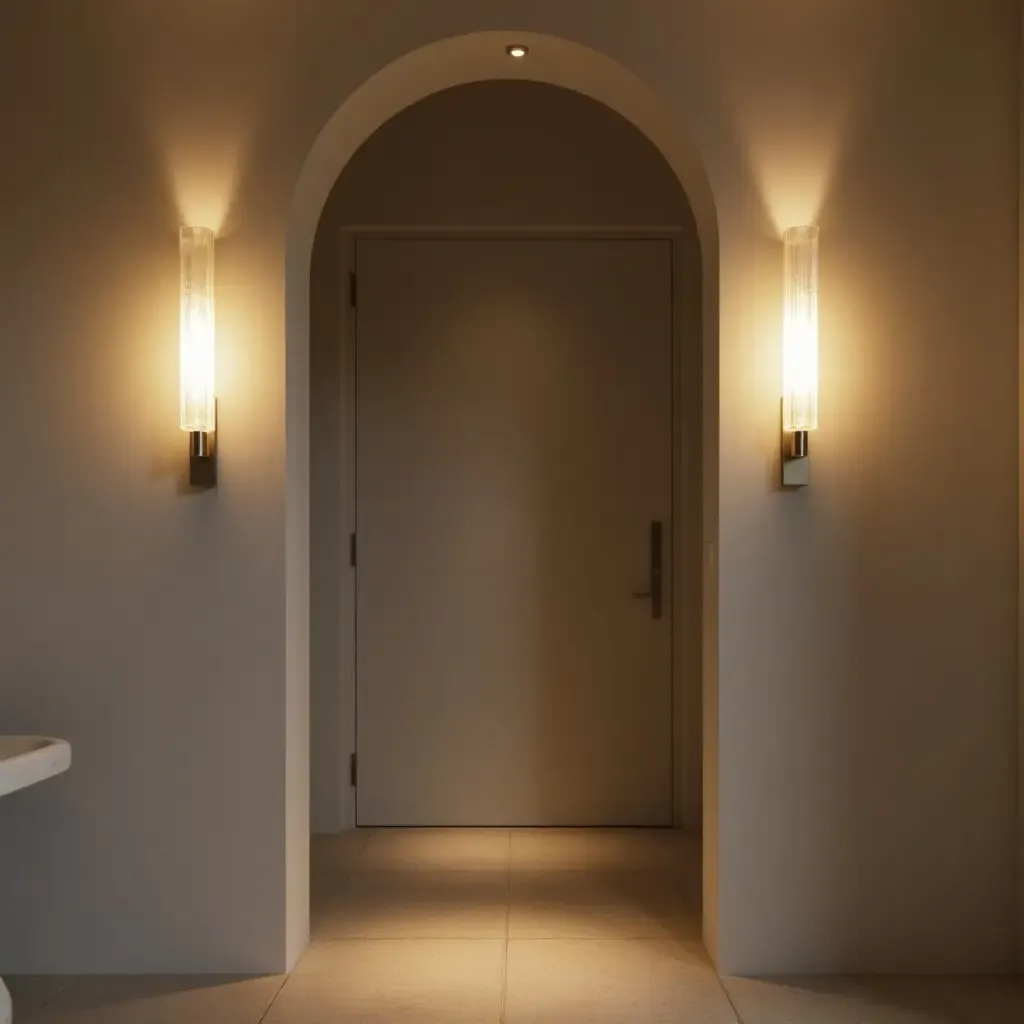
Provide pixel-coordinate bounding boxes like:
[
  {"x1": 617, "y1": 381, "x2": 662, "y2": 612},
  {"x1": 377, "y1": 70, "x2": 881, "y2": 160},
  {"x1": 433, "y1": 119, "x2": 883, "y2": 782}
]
[{"x1": 632, "y1": 520, "x2": 663, "y2": 620}]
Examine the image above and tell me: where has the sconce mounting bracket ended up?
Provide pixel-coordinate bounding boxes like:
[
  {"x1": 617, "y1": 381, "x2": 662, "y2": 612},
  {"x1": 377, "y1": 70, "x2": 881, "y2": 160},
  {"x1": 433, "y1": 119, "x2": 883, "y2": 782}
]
[{"x1": 188, "y1": 401, "x2": 217, "y2": 489}]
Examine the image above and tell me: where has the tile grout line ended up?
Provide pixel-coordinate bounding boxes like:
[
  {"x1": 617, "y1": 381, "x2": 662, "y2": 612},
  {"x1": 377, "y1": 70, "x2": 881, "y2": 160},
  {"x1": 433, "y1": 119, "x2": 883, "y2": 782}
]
[
  {"x1": 309, "y1": 935, "x2": 517, "y2": 942},
  {"x1": 37, "y1": 974, "x2": 79, "y2": 1013},
  {"x1": 255, "y1": 973, "x2": 290, "y2": 1024},
  {"x1": 715, "y1": 975, "x2": 745, "y2": 1024},
  {"x1": 498, "y1": 829, "x2": 511, "y2": 1022},
  {"x1": 308, "y1": 934, "x2": 707, "y2": 943}
]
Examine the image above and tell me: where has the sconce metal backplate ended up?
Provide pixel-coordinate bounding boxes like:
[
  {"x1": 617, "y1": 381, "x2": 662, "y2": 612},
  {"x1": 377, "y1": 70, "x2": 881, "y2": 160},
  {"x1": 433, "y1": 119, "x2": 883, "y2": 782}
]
[
  {"x1": 781, "y1": 415, "x2": 810, "y2": 488},
  {"x1": 782, "y1": 447, "x2": 810, "y2": 487},
  {"x1": 188, "y1": 401, "x2": 217, "y2": 489}
]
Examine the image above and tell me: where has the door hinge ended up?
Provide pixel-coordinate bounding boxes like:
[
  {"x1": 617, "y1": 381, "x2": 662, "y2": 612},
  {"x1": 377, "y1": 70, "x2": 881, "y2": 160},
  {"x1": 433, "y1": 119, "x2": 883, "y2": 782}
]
[
  {"x1": 349, "y1": 270, "x2": 357, "y2": 308},
  {"x1": 349, "y1": 532, "x2": 357, "y2": 567},
  {"x1": 349, "y1": 752, "x2": 358, "y2": 787}
]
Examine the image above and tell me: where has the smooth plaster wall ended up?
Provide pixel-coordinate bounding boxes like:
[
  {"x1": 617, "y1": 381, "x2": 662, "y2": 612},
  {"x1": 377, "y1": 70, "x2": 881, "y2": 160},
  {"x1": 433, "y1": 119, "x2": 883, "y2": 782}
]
[
  {"x1": 1019, "y1": 0, "x2": 1024, "y2": 976},
  {"x1": 0, "y1": 0, "x2": 1018, "y2": 975},
  {"x1": 309, "y1": 80, "x2": 703, "y2": 836}
]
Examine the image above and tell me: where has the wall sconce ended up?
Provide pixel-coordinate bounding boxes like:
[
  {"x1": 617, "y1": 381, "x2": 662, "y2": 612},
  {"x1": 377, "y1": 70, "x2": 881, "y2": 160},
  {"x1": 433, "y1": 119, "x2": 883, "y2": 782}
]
[
  {"x1": 781, "y1": 225, "x2": 819, "y2": 488},
  {"x1": 179, "y1": 227, "x2": 217, "y2": 488}
]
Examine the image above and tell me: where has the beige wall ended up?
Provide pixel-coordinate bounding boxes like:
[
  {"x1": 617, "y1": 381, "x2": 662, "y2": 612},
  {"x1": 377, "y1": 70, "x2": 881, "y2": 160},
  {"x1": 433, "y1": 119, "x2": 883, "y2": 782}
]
[
  {"x1": 310, "y1": 80, "x2": 704, "y2": 837},
  {"x1": 0, "y1": 0, "x2": 1018, "y2": 975},
  {"x1": 1019, "y1": 0, "x2": 1024, "y2": 977}
]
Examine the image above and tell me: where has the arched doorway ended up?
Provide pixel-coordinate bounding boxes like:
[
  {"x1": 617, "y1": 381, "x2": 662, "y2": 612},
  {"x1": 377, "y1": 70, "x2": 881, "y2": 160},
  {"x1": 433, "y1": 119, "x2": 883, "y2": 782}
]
[{"x1": 285, "y1": 30, "x2": 720, "y2": 970}]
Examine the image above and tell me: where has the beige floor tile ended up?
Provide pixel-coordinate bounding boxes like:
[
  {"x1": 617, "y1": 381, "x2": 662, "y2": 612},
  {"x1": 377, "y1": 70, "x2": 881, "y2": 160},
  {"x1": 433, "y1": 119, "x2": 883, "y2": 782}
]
[
  {"x1": 504, "y1": 938, "x2": 735, "y2": 1023},
  {"x1": 312, "y1": 869, "x2": 509, "y2": 939},
  {"x1": 510, "y1": 828, "x2": 628, "y2": 872},
  {"x1": 360, "y1": 828, "x2": 510, "y2": 872},
  {"x1": 860, "y1": 976, "x2": 986, "y2": 1021},
  {"x1": 933, "y1": 976, "x2": 1024, "y2": 1024},
  {"x1": 32, "y1": 975, "x2": 285, "y2": 1024},
  {"x1": 310, "y1": 832, "x2": 370, "y2": 909},
  {"x1": 510, "y1": 828, "x2": 698, "y2": 875},
  {"x1": 5, "y1": 976, "x2": 75, "y2": 1019},
  {"x1": 311, "y1": 831, "x2": 368, "y2": 874},
  {"x1": 509, "y1": 869, "x2": 699, "y2": 941},
  {"x1": 723, "y1": 976, "x2": 964, "y2": 1023},
  {"x1": 265, "y1": 939, "x2": 504, "y2": 1023}
]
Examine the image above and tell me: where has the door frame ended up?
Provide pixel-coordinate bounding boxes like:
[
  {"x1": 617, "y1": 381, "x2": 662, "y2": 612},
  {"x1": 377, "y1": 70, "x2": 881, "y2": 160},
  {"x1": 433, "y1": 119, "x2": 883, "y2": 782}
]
[{"x1": 333, "y1": 225, "x2": 703, "y2": 831}]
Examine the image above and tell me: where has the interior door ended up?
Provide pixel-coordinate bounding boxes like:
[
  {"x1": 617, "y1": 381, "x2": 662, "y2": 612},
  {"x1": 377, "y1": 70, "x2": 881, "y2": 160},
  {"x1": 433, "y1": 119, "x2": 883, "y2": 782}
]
[{"x1": 355, "y1": 237, "x2": 673, "y2": 826}]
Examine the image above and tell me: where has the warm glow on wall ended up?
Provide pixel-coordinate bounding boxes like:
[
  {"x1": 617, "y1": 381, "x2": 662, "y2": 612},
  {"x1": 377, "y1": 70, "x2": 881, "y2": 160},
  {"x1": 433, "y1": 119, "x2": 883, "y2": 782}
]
[
  {"x1": 781, "y1": 225, "x2": 818, "y2": 487},
  {"x1": 179, "y1": 227, "x2": 217, "y2": 486}
]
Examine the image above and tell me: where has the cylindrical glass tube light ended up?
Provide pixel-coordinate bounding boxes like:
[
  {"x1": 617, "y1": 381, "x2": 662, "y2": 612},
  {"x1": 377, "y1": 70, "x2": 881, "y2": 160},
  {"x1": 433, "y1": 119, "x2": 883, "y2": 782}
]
[
  {"x1": 782, "y1": 225, "x2": 819, "y2": 436},
  {"x1": 179, "y1": 227, "x2": 216, "y2": 437}
]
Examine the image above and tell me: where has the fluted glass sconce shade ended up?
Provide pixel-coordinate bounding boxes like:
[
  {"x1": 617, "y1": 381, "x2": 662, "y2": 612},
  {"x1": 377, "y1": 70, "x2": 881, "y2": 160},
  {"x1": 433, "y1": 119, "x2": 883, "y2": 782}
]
[
  {"x1": 782, "y1": 226, "x2": 819, "y2": 432},
  {"x1": 180, "y1": 227, "x2": 216, "y2": 487},
  {"x1": 781, "y1": 225, "x2": 818, "y2": 487},
  {"x1": 180, "y1": 227, "x2": 215, "y2": 432}
]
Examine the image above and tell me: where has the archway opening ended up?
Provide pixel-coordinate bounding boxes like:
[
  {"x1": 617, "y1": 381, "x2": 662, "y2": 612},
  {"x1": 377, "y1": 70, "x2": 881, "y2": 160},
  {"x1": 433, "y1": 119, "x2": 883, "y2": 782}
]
[{"x1": 285, "y1": 30, "x2": 720, "y2": 969}]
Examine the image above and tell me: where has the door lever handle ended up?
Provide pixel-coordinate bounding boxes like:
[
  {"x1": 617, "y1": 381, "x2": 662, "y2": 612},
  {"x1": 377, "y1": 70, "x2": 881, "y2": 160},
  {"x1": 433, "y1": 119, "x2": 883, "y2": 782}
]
[{"x1": 634, "y1": 521, "x2": 663, "y2": 620}]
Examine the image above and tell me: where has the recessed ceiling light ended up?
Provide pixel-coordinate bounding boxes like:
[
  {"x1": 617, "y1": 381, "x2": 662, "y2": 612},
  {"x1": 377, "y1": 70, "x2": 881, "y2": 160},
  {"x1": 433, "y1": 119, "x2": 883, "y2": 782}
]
[{"x1": 506, "y1": 44, "x2": 529, "y2": 59}]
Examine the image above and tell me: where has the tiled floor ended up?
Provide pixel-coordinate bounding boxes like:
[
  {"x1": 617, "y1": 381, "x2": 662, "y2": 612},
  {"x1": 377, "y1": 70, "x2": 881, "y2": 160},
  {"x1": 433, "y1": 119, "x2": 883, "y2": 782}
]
[{"x1": 7, "y1": 829, "x2": 1024, "y2": 1022}]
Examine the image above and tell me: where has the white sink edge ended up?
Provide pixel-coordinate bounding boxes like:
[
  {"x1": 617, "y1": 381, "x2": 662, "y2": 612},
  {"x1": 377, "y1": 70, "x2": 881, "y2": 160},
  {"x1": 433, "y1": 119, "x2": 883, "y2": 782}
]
[
  {"x1": 0, "y1": 736, "x2": 72, "y2": 799},
  {"x1": 0, "y1": 736, "x2": 71, "y2": 1023}
]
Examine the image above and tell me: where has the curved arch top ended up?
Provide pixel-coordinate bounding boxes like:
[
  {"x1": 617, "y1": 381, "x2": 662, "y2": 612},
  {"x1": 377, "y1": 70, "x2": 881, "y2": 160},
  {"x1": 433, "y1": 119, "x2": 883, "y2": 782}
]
[{"x1": 286, "y1": 30, "x2": 720, "y2": 274}]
